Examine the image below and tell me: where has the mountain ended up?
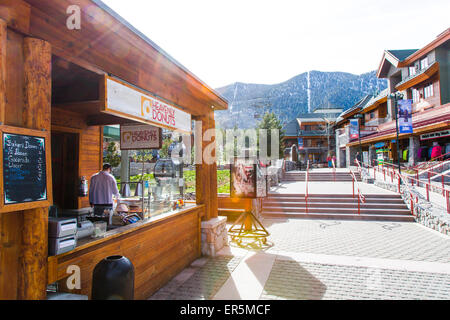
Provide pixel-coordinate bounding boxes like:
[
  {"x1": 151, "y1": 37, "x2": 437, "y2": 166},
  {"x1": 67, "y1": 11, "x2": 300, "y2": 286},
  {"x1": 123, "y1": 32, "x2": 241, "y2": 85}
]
[{"x1": 214, "y1": 70, "x2": 387, "y2": 129}]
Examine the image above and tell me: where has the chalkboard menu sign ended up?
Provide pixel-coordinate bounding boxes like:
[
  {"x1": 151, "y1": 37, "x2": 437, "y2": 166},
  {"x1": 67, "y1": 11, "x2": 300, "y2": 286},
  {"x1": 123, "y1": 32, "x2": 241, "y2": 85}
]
[{"x1": 3, "y1": 133, "x2": 47, "y2": 205}]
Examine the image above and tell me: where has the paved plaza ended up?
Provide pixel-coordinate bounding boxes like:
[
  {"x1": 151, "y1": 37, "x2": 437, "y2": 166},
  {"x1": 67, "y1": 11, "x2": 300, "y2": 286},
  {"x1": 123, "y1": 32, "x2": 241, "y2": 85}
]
[{"x1": 150, "y1": 217, "x2": 450, "y2": 300}]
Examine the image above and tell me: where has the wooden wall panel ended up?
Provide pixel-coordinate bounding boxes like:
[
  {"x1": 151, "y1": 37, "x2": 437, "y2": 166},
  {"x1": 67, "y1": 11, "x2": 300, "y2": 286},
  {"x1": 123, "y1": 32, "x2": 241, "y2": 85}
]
[
  {"x1": 0, "y1": 212, "x2": 23, "y2": 299},
  {"x1": 52, "y1": 207, "x2": 202, "y2": 300},
  {"x1": 51, "y1": 108, "x2": 102, "y2": 209},
  {"x1": 4, "y1": 29, "x2": 24, "y2": 127}
]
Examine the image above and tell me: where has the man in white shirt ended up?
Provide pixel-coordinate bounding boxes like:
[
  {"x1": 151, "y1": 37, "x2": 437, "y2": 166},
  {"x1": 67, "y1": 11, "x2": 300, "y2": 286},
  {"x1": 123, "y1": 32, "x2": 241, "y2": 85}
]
[{"x1": 89, "y1": 163, "x2": 120, "y2": 215}]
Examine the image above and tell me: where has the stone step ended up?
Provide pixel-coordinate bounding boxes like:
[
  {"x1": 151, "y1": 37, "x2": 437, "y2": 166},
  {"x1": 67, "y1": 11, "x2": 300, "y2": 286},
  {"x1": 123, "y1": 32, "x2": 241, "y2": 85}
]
[
  {"x1": 261, "y1": 212, "x2": 415, "y2": 222},
  {"x1": 263, "y1": 202, "x2": 407, "y2": 209},
  {"x1": 266, "y1": 193, "x2": 402, "y2": 199},
  {"x1": 263, "y1": 197, "x2": 404, "y2": 204},
  {"x1": 262, "y1": 207, "x2": 411, "y2": 215}
]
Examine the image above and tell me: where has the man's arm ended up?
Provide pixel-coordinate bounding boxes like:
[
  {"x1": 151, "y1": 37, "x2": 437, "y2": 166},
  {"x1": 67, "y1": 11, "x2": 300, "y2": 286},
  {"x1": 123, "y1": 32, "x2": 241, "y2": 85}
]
[{"x1": 111, "y1": 176, "x2": 120, "y2": 199}]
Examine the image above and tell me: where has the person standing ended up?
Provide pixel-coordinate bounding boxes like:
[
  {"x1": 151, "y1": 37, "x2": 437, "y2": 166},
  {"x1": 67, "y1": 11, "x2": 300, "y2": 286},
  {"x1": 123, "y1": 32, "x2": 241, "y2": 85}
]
[{"x1": 89, "y1": 163, "x2": 120, "y2": 216}]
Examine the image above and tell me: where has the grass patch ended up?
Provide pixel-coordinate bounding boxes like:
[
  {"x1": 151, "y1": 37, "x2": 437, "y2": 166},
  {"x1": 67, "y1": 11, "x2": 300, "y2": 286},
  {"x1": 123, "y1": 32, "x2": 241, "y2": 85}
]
[{"x1": 117, "y1": 169, "x2": 230, "y2": 194}]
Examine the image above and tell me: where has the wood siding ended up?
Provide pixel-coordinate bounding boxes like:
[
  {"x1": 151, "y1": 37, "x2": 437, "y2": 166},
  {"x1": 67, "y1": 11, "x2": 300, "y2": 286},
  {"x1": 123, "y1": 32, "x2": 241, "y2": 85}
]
[
  {"x1": 48, "y1": 206, "x2": 203, "y2": 300},
  {"x1": 51, "y1": 108, "x2": 102, "y2": 209}
]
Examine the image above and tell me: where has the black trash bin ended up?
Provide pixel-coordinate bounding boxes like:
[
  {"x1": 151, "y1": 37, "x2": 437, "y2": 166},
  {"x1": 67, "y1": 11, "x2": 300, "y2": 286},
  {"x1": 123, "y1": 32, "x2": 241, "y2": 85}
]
[{"x1": 91, "y1": 255, "x2": 135, "y2": 300}]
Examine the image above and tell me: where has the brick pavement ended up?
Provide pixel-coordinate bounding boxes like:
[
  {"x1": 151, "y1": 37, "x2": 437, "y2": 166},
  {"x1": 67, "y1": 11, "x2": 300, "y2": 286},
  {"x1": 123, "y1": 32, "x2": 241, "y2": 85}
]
[{"x1": 148, "y1": 218, "x2": 450, "y2": 300}]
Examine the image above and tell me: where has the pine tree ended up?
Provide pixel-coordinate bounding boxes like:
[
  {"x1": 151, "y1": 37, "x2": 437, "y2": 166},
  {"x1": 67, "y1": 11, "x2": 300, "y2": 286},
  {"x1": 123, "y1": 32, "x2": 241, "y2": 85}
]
[{"x1": 256, "y1": 112, "x2": 285, "y2": 159}]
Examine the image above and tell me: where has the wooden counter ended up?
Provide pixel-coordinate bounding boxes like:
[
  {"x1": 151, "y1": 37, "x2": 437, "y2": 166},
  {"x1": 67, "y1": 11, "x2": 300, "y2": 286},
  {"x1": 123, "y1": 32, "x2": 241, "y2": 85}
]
[{"x1": 48, "y1": 204, "x2": 205, "y2": 300}]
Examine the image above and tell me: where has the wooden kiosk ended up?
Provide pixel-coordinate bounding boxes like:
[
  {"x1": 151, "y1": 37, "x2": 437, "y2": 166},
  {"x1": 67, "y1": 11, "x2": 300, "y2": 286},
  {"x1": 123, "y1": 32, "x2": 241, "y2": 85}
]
[{"x1": 0, "y1": 0, "x2": 228, "y2": 300}]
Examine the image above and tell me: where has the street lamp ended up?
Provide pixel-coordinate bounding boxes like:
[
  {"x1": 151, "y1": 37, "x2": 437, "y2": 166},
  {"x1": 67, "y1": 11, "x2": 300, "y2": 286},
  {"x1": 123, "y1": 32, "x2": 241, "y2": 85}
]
[
  {"x1": 353, "y1": 114, "x2": 364, "y2": 165},
  {"x1": 388, "y1": 92, "x2": 404, "y2": 175}
]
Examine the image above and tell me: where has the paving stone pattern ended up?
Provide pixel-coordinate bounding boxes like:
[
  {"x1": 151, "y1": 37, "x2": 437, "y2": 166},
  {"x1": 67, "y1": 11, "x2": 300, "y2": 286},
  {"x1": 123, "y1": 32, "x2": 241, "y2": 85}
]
[
  {"x1": 149, "y1": 256, "x2": 242, "y2": 300},
  {"x1": 264, "y1": 219, "x2": 450, "y2": 263},
  {"x1": 261, "y1": 260, "x2": 450, "y2": 300}
]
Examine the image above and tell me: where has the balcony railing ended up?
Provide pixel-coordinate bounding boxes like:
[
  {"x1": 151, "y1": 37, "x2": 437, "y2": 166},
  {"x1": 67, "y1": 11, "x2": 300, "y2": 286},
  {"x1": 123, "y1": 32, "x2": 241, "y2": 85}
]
[{"x1": 298, "y1": 130, "x2": 332, "y2": 136}]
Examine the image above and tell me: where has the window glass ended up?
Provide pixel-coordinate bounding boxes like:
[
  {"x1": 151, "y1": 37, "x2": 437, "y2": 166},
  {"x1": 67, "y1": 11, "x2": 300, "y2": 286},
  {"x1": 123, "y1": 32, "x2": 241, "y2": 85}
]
[{"x1": 424, "y1": 84, "x2": 434, "y2": 99}]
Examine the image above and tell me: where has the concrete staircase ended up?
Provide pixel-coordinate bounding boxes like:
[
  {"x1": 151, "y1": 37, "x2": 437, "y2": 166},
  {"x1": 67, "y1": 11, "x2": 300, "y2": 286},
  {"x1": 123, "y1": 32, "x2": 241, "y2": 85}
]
[
  {"x1": 282, "y1": 171, "x2": 361, "y2": 182},
  {"x1": 262, "y1": 193, "x2": 414, "y2": 222}
]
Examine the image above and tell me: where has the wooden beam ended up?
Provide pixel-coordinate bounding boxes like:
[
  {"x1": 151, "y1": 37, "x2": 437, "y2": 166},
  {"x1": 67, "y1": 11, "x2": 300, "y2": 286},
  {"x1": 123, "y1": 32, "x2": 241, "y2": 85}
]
[
  {"x1": 17, "y1": 37, "x2": 52, "y2": 300},
  {"x1": 208, "y1": 112, "x2": 218, "y2": 219},
  {"x1": 0, "y1": 0, "x2": 31, "y2": 34},
  {"x1": 195, "y1": 115, "x2": 210, "y2": 220},
  {"x1": 86, "y1": 114, "x2": 140, "y2": 126},
  {"x1": 22, "y1": 37, "x2": 51, "y2": 131},
  {"x1": 0, "y1": 19, "x2": 6, "y2": 123}
]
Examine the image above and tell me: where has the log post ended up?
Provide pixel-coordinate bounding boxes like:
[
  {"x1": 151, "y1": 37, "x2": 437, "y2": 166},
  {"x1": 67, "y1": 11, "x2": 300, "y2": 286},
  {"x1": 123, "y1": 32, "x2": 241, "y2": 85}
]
[
  {"x1": 17, "y1": 37, "x2": 52, "y2": 300},
  {"x1": 0, "y1": 18, "x2": 6, "y2": 124},
  {"x1": 195, "y1": 114, "x2": 211, "y2": 220},
  {"x1": 208, "y1": 111, "x2": 218, "y2": 219}
]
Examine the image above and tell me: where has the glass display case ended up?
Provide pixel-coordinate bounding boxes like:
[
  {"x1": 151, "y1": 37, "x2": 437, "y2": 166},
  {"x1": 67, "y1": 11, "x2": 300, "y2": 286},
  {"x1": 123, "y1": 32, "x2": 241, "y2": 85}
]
[{"x1": 113, "y1": 159, "x2": 186, "y2": 226}]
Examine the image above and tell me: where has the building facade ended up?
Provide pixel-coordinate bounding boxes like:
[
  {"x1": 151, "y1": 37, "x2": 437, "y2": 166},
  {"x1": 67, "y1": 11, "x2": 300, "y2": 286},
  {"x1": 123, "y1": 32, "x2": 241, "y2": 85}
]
[
  {"x1": 283, "y1": 107, "x2": 342, "y2": 166},
  {"x1": 336, "y1": 28, "x2": 450, "y2": 168}
]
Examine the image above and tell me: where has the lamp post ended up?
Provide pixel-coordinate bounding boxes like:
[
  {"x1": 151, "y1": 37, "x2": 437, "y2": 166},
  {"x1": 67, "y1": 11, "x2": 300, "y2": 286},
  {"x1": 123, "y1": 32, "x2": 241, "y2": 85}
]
[
  {"x1": 353, "y1": 114, "x2": 363, "y2": 161},
  {"x1": 388, "y1": 92, "x2": 404, "y2": 175}
]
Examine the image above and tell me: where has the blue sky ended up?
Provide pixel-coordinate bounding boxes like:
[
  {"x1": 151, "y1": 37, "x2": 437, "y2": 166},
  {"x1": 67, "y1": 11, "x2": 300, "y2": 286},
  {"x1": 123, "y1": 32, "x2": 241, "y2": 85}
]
[{"x1": 102, "y1": 0, "x2": 450, "y2": 89}]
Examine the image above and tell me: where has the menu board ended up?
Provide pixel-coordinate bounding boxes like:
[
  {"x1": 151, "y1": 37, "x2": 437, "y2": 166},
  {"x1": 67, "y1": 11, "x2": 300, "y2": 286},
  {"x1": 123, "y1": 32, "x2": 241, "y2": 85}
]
[{"x1": 3, "y1": 133, "x2": 47, "y2": 205}]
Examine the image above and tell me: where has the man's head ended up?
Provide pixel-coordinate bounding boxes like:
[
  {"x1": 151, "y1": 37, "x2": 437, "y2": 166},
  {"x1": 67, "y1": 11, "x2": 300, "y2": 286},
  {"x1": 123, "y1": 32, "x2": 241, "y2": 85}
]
[{"x1": 102, "y1": 163, "x2": 112, "y2": 173}]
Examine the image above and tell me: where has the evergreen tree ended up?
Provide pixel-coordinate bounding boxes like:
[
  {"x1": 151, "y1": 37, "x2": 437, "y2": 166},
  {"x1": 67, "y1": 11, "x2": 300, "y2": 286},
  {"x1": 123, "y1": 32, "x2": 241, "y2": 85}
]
[{"x1": 256, "y1": 112, "x2": 285, "y2": 159}]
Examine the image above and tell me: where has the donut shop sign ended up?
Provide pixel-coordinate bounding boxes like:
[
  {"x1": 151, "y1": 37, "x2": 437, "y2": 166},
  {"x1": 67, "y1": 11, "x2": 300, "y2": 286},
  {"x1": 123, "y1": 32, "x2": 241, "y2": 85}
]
[{"x1": 104, "y1": 76, "x2": 191, "y2": 133}]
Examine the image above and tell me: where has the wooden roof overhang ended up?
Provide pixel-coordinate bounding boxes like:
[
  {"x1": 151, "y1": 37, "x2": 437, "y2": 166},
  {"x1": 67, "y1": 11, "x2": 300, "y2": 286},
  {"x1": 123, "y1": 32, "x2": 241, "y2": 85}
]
[
  {"x1": 361, "y1": 97, "x2": 387, "y2": 114},
  {"x1": 402, "y1": 29, "x2": 450, "y2": 66},
  {"x1": 395, "y1": 62, "x2": 440, "y2": 91},
  {"x1": 11, "y1": 0, "x2": 228, "y2": 122}
]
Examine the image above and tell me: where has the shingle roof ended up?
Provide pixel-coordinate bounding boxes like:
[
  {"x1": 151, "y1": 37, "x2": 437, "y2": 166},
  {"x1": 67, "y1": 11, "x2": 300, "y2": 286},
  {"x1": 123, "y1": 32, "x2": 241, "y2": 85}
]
[
  {"x1": 387, "y1": 49, "x2": 418, "y2": 61},
  {"x1": 339, "y1": 94, "x2": 373, "y2": 118},
  {"x1": 362, "y1": 89, "x2": 388, "y2": 110}
]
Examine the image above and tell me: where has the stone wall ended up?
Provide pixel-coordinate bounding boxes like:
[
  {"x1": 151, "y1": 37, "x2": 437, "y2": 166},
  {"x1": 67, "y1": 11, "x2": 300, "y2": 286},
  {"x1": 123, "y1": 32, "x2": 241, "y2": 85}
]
[
  {"x1": 201, "y1": 216, "x2": 229, "y2": 257},
  {"x1": 374, "y1": 179, "x2": 450, "y2": 236}
]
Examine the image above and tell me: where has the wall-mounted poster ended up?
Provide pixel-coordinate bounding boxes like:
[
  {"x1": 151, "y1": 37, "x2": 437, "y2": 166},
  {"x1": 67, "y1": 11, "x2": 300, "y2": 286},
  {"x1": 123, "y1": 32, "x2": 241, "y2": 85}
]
[
  {"x1": 230, "y1": 158, "x2": 267, "y2": 198},
  {"x1": 398, "y1": 99, "x2": 413, "y2": 134}
]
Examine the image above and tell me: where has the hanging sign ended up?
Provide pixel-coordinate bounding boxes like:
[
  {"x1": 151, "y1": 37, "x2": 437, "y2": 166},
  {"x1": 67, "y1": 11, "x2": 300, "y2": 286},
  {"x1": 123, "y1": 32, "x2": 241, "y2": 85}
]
[
  {"x1": 104, "y1": 76, "x2": 192, "y2": 133},
  {"x1": 420, "y1": 129, "x2": 450, "y2": 141},
  {"x1": 349, "y1": 119, "x2": 359, "y2": 139},
  {"x1": 398, "y1": 99, "x2": 413, "y2": 134},
  {"x1": 0, "y1": 126, "x2": 52, "y2": 213},
  {"x1": 297, "y1": 137, "x2": 304, "y2": 149},
  {"x1": 120, "y1": 124, "x2": 162, "y2": 150}
]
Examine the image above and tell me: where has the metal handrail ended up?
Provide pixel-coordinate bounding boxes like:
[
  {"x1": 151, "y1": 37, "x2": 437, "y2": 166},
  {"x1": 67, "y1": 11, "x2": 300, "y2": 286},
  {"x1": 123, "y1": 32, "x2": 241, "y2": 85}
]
[
  {"x1": 371, "y1": 160, "x2": 450, "y2": 214},
  {"x1": 349, "y1": 170, "x2": 365, "y2": 215},
  {"x1": 410, "y1": 151, "x2": 450, "y2": 171},
  {"x1": 332, "y1": 158, "x2": 336, "y2": 182},
  {"x1": 305, "y1": 160, "x2": 310, "y2": 214},
  {"x1": 376, "y1": 160, "x2": 449, "y2": 196}
]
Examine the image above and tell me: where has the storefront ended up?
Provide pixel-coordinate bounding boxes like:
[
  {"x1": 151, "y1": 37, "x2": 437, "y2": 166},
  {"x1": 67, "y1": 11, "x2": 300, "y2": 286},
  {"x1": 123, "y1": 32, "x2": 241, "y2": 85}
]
[{"x1": 0, "y1": 0, "x2": 227, "y2": 300}]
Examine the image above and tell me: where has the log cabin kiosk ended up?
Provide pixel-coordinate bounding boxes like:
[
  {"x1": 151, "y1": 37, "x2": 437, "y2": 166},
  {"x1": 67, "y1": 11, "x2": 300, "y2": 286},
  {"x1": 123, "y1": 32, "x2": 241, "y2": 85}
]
[{"x1": 0, "y1": 0, "x2": 228, "y2": 300}]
